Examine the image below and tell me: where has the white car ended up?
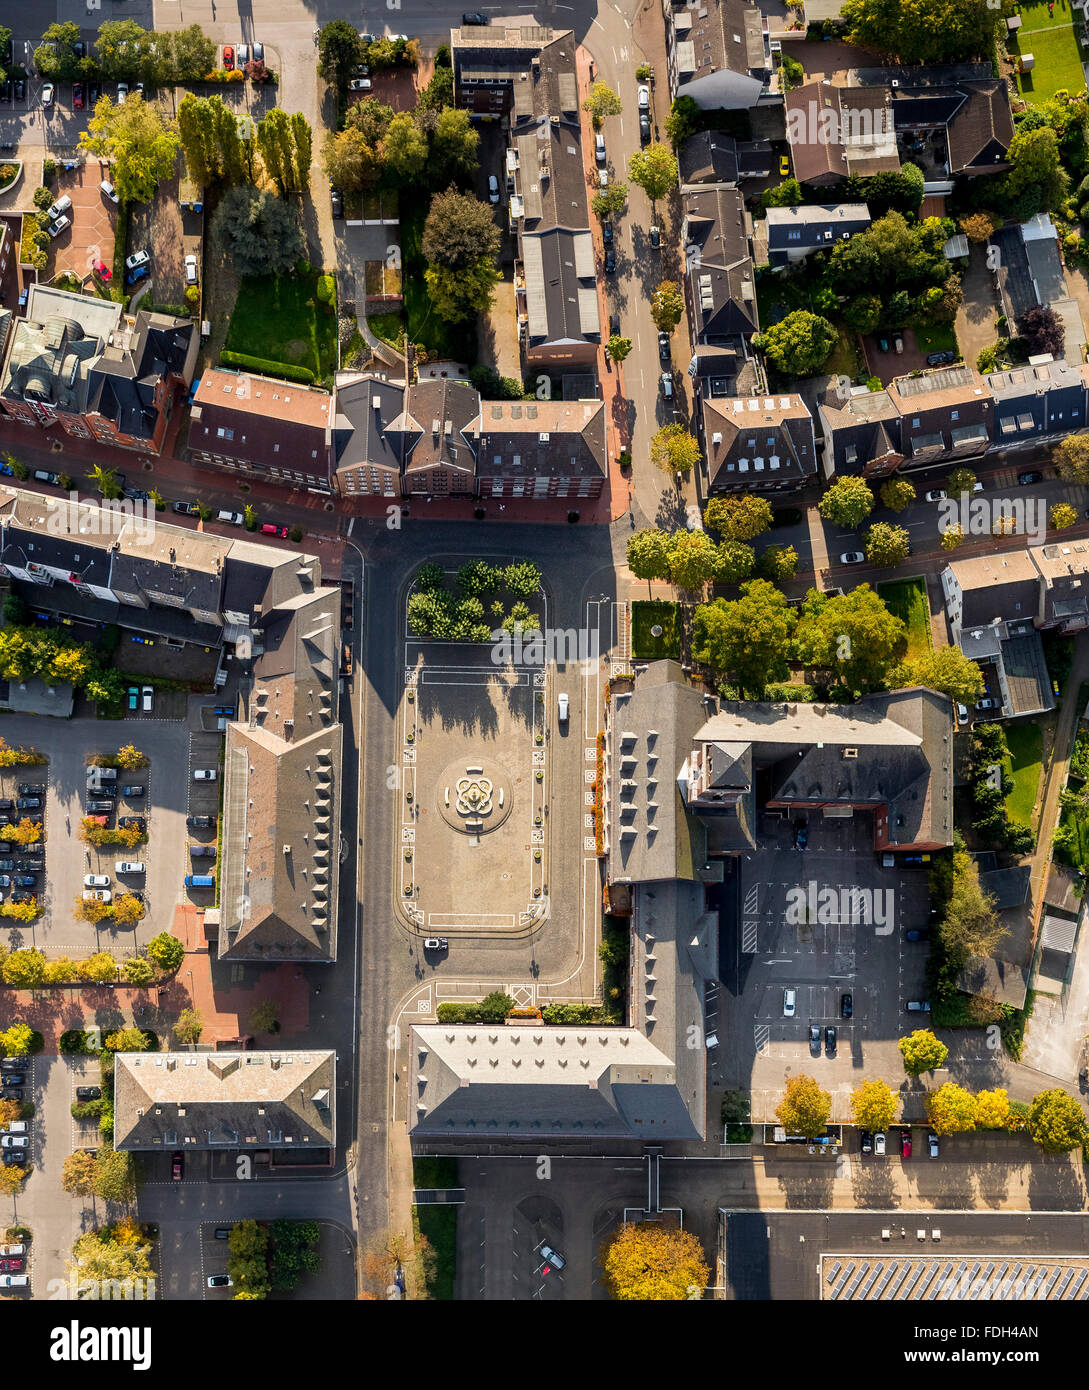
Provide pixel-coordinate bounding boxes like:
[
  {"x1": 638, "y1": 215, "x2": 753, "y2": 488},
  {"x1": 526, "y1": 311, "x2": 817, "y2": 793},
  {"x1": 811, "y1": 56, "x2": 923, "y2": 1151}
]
[
  {"x1": 193, "y1": 769, "x2": 217, "y2": 781},
  {"x1": 956, "y1": 703, "x2": 969, "y2": 724},
  {"x1": 558, "y1": 692, "x2": 569, "y2": 722},
  {"x1": 125, "y1": 250, "x2": 149, "y2": 271},
  {"x1": 0, "y1": 1135, "x2": 27, "y2": 1149},
  {"x1": 976, "y1": 697, "x2": 1000, "y2": 711},
  {"x1": 488, "y1": 174, "x2": 499, "y2": 203},
  {"x1": 783, "y1": 987, "x2": 796, "y2": 1018},
  {"x1": 100, "y1": 179, "x2": 119, "y2": 204},
  {"x1": 874, "y1": 1131, "x2": 887, "y2": 1156},
  {"x1": 1, "y1": 1122, "x2": 27, "y2": 1135},
  {"x1": 115, "y1": 862, "x2": 144, "y2": 875},
  {"x1": 0, "y1": 1243, "x2": 25, "y2": 1257},
  {"x1": 184, "y1": 254, "x2": 199, "y2": 286},
  {"x1": 637, "y1": 84, "x2": 650, "y2": 109},
  {"x1": 348, "y1": 77, "x2": 372, "y2": 90},
  {"x1": 41, "y1": 83, "x2": 54, "y2": 107},
  {"x1": 0, "y1": 1276, "x2": 28, "y2": 1288},
  {"x1": 46, "y1": 215, "x2": 70, "y2": 239},
  {"x1": 924, "y1": 489, "x2": 946, "y2": 502},
  {"x1": 116, "y1": 82, "x2": 128, "y2": 103},
  {"x1": 141, "y1": 685, "x2": 153, "y2": 712},
  {"x1": 840, "y1": 551, "x2": 865, "y2": 564},
  {"x1": 83, "y1": 874, "x2": 110, "y2": 888},
  {"x1": 928, "y1": 1133, "x2": 939, "y2": 1158},
  {"x1": 82, "y1": 889, "x2": 111, "y2": 903}
]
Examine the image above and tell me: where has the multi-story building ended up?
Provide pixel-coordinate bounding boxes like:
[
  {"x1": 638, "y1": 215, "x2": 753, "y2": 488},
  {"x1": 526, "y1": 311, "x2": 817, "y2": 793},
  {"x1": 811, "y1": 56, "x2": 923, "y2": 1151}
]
[
  {"x1": 0, "y1": 286, "x2": 195, "y2": 453},
  {"x1": 758, "y1": 203, "x2": 872, "y2": 269},
  {"x1": 665, "y1": 0, "x2": 775, "y2": 110},
  {"x1": 187, "y1": 368, "x2": 336, "y2": 492},
  {"x1": 698, "y1": 390, "x2": 817, "y2": 494},
  {"x1": 332, "y1": 370, "x2": 405, "y2": 498}
]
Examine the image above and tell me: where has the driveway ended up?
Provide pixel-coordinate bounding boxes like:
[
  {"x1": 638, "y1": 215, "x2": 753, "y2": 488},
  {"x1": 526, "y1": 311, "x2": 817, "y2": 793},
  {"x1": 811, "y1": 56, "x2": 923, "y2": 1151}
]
[
  {"x1": 127, "y1": 171, "x2": 203, "y2": 309},
  {"x1": 956, "y1": 242, "x2": 1001, "y2": 371},
  {"x1": 46, "y1": 161, "x2": 117, "y2": 286}
]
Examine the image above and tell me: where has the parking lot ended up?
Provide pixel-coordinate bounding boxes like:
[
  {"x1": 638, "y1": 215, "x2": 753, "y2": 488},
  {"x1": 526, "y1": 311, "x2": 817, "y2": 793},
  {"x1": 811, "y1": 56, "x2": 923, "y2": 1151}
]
[
  {"x1": 43, "y1": 160, "x2": 117, "y2": 285},
  {"x1": 127, "y1": 171, "x2": 203, "y2": 307},
  {"x1": 718, "y1": 812, "x2": 933, "y2": 1118}
]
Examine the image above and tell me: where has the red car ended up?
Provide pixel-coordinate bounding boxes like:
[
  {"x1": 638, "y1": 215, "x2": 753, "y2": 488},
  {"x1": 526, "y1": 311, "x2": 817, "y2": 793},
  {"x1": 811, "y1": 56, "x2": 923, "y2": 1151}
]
[
  {"x1": 93, "y1": 260, "x2": 111, "y2": 281},
  {"x1": 73, "y1": 82, "x2": 83, "y2": 110},
  {"x1": 261, "y1": 523, "x2": 289, "y2": 538},
  {"x1": 222, "y1": 45, "x2": 234, "y2": 70},
  {"x1": 900, "y1": 1130, "x2": 912, "y2": 1159},
  {"x1": 0, "y1": 1259, "x2": 23, "y2": 1272},
  {"x1": 171, "y1": 1151, "x2": 183, "y2": 1180}
]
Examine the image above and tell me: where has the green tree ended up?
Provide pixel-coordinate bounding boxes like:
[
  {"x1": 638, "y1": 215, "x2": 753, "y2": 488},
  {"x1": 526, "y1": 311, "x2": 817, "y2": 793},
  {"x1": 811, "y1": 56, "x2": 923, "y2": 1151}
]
[
  {"x1": 178, "y1": 93, "x2": 216, "y2": 187},
  {"x1": 1006, "y1": 126, "x2": 1066, "y2": 210},
  {"x1": 755, "y1": 310, "x2": 837, "y2": 376},
  {"x1": 583, "y1": 82, "x2": 623, "y2": 119},
  {"x1": 0, "y1": 1024, "x2": 33, "y2": 1057},
  {"x1": 775, "y1": 1074, "x2": 831, "y2": 1138},
  {"x1": 650, "y1": 282, "x2": 685, "y2": 333},
  {"x1": 841, "y1": 0, "x2": 1001, "y2": 64},
  {"x1": 591, "y1": 183, "x2": 628, "y2": 220},
  {"x1": 756, "y1": 543, "x2": 799, "y2": 582},
  {"x1": 256, "y1": 107, "x2": 294, "y2": 193},
  {"x1": 61, "y1": 1149, "x2": 97, "y2": 1198},
  {"x1": 422, "y1": 188, "x2": 501, "y2": 270},
  {"x1": 90, "y1": 465, "x2": 122, "y2": 500},
  {"x1": 793, "y1": 585, "x2": 906, "y2": 691},
  {"x1": 892, "y1": 645, "x2": 985, "y2": 704},
  {"x1": 94, "y1": 1148, "x2": 137, "y2": 1203},
  {"x1": 603, "y1": 1224, "x2": 710, "y2": 1301},
  {"x1": 863, "y1": 521, "x2": 910, "y2": 567},
  {"x1": 714, "y1": 539, "x2": 756, "y2": 585},
  {"x1": 123, "y1": 956, "x2": 156, "y2": 986},
  {"x1": 1027, "y1": 1088, "x2": 1086, "y2": 1153},
  {"x1": 844, "y1": 294, "x2": 882, "y2": 333},
  {"x1": 819, "y1": 476, "x2": 875, "y2": 529},
  {"x1": 608, "y1": 335, "x2": 633, "y2": 363},
  {"x1": 650, "y1": 423, "x2": 700, "y2": 476},
  {"x1": 211, "y1": 185, "x2": 305, "y2": 277},
  {"x1": 1054, "y1": 433, "x2": 1089, "y2": 485},
  {"x1": 249, "y1": 999, "x2": 281, "y2": 1034},
  {"x1": 147, "y1": 933, "x2": 184, "y2": 972},
  {"x1": 419, "y1": 64, "x2": 455, "y2": 112},
  {"x1": 704, "y1": 494, "x2": 774, "y2": 541},
  {"x1": 975, "y1": 1088, "x2": 1012, "y2": 1130},
  {"x1": 850, "y1": 1078, "x2": 900, "y2": 1131},
  {"x1": 174, "y1": 1008, "x2": 204, "y2": 1046},
  {"x1": 898, "y1": 1028, "x2": 948, "y2": 1076},
  {"x1": 80, "y1": 952, "x2": 118, "y2": 982},
  {"x1": 1, "y1": 948, "x2": 45, "y2": 989},
  {"x1": 164, "y1": 24, "x2": 218, "y2": 82},
  {"x1": 946, "y1": 468, "x2": 977, "y2": 495},
  {"x1": 926, "y1": 1082, "x2": 978, "y2": 1136},
  {"x1": 478, "y1": 991, "x2": 515, "y2": 1023},
  {"x1": 940, "y1": 843, "x2": 1007, "y2": 962},
  {"x1": 627, "y1": 529, "x2": 672, "y2": 582},
  {"x1": 762, "y1": 178, "x2": 803, "y2": 208},
  {"x1": 322, "y1": 126, "x2": 380, "y2": 194},
  {"x1": 291, "y1": 113, "x2": 313, "y2": 191},
  {"x1": 666, "y1": 531, "x2": 720, "y2": 591},
  {"x1": 692, "y1": 581, "x2": 797, "y2": 697},
  {"x1": 627, "y1": 143, "x2": 679, "y2": 200},
  {"x1": 427, "y1": 107, "x2": 479, "y2": 186},
  {"x1": 879, "y1": 478, "x2": 916, "y2": 512},
  {"x1": 35, "y1": 22, "x2": 82, "y2": 81},
  {"x1": 382, "y1": 113, "x2": 428, "y2": 184},
  {"x1": 664, "y1": 95, "x2": 700, "y2": 147},
  {"x1": 94, "y1": 18, "x2": 153, "y2": 78},
  {"x1": 425, "y1": 259, "x2": 501, "y2": 322},
  {"x1": 318, "y1": 19, "x2": 362, "y2": 89},
  {"x1": 78, "y1": 95, "x2": 180, "y2": 205}
]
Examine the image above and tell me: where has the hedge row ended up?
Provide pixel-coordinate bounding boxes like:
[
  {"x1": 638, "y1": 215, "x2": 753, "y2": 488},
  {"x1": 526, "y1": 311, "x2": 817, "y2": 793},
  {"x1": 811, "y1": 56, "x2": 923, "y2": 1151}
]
[{"x1": 219, "y1": 351, "x2": 315, "y2": 385}]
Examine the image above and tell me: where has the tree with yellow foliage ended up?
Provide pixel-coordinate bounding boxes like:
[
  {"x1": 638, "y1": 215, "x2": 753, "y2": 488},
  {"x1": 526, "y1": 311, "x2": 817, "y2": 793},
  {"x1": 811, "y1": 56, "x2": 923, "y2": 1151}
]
[
  {"x1": 74, "y1": 897, "x2": 111, "y2": 925},
  {"x1": 602, "y1": 1223, "x2": 709, "y2": 1301},
  {"x1": 115, "y1": 745, "x2": 148, "y2": 770},
  {"x1": 974, "y1": 1087, "x2": 1012, "y2": 1130},
  {"x1": 111, "y1": 893, "x2": 145, "y2": 925}
]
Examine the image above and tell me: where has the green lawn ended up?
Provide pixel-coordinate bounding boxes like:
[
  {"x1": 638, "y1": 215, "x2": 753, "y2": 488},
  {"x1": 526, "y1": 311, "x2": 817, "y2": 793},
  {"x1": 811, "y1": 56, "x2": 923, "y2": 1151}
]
[
  {"x1": 412, "y1": 1157, "x2": 457, "y2": 1300},
  {"x1": 1011, "y1": 0, "x2": 1087, "y2": 105},
  {"x1": 877, "y1": 577, "x2": 932, "y2": 660},
  {"x1": 225, "y1": 269, "x2": 338, "y2": 382},
  {"x1": 631, "y1": 600, "x2": 682, "y2": 660},
  {"x1": 912, "y1": 324, "x2": 959, "y2": 356},
  {"x1": 400, "y1": 201, "x2": 476, "y2": 364},
  {"x1": 1003, "y1": 722, "x2": 1043, "y2": 829}
]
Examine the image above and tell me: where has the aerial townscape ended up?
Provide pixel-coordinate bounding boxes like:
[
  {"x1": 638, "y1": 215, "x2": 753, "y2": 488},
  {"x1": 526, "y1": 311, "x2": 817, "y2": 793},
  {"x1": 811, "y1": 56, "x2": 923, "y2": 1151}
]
[{"x1": 1, "y1": 0, "x2": 1089, "y2": 1343}]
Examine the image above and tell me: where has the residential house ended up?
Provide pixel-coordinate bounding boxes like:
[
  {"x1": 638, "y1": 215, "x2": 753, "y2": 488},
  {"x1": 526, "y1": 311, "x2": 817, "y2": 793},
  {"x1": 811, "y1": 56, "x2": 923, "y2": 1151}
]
[
  {"x1": 759, "y1": 203, "x2": 872, "y2": 268},
  {"x1": 390, "y1": 378, "x2": 481, "y2": 498},
  {"x1": 784, "y1": 83, "x2": 898, "y2": 185},
  {"x1": 884, "y1": 365, "x2": 991, "y2": 469},
  {"x1": 992, "y1": 215, "x2": 1086, "y2": 365},
  {"x1": 474, "y1": 397, "x2": 608, "y2": 501},
  {"x1": 0, "y1": 286, "x2": 194, "y2": 453},
  {"x1": 332, "y1": 370, "x2": 405, "y2": 498},
  {"x1": 187, "y1": 368, "x2": 335, "y2": 493},
  {"x1": 113, "y1": 1051, "x2": 335, "y2": 1156},
  {"x1": 987, "y1": 359, "x2": 1088, "y2": 449},
  {"x1": 697, "y1": 390, "x2": 817, "y2": 493},
  {"x1": 681, "y1": 184, "x2": 759, "y2": 346},
  {"x1": 817, "y1": 383, "x2": 903, "y2": 480},
  {"x1": 666, "y1": 0, "x2": 774, "y2": 110},
  {"x1": 678, "y1": 130, "x2": 774, "y2": 187}
]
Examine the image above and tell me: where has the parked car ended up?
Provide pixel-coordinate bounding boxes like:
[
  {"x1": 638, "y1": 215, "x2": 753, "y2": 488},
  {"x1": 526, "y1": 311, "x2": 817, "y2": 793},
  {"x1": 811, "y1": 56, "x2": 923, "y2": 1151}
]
[
  {"x1": 41, "y1": 83, "x2": 54, "y2": 107},
  {"x1": 649, "y1": 225, "x2": 660, "y2": 248},
  {"x1": 840, "y1": 552, "x2": 865, "y2": 565},
  {"x1": 187, "y1": 816, "x2": 214, "y2": 829},
  {"x1": 82, "y1": 889, "x2": 111, "y2": 904},
  {"x1": 330, "y1": 188, "x2": 343, "y2": 218},
  {"x1": 540, "y1": 1244, "x2": 566, "y2": 1271},
  {"x1": 184, "y1": 254, "x2": 199, "y2": 286},
  {"x1": 236, "y1": 43, "x2": 249, "y2": 65},
  {"x1": 602, "y1": 223, "x2": 614, "y2": 245},
  {"x1": 0, "y1": 1244, "x2": 26, "y2": 1257},
  {"x1": 46, "y1": 215, "x2": 70, "y2": 239},
  {"x1": 100, "y1": 179, "x2": 119, "y2": 203},
  {"x1": 115, "y1": 862, "x2": 144, "y2": 875},
  {"x1": 874, "y1": 1131, "x2": 886, "y2": 1156},
  {"x1": 557, "y1": 692, "x2": 569, "y2": 722},
  {"x1": 190, "y1": 846, "x2": 216, "y2": 859},
  {"x1": 0, "y1": 1075, "x2": 24, "y2": 1087},
  {"x1": 93, "y1": 259, "x2": 111, "y2": 281},
  {"x1": 116, "y1": 81, "x2": 128, "y2": 103},
  {"x1": 793, "y1": 821, "x2": 808, "y2": 850},
  {"x1": 73, "y1": 82, "x2": 83, "y2": 110},
  {"x1": 824, "y1": 1025, "x2": 837, "y2": 1055},
  {"x1": 639, "y1": 112, "x2": 650, "y2": 144},
  {"x1": 126, "y1": 265, "x2": 149, "y2": 286},
  {"x1": 141, "y1": 686, "x2": 153, "y2": 712},
  {"x1": 125, "y1": 250, "x2": 150, "y2": 272},
  {"x1": 637, "y1": 84, "x2": 650, "y2": 109},
  {"x1": 660, "y1": 372, "x2": 673, "y2": 399},
  {"x1": 976, "y1": 697, "x2": 1000, "y2": 711},
  {"x1": 779, "y1": 154, "x2": 790, "y2": 176},
  {"x1": 0, "y1": 1259, "x2": 24, "y2": 1274},
  {"x1": 462, "y1": 11, "x2": 490, "y2": 22},
  {"x1": 859, "y1": 1129, "x2": 873, "y2": 1154},
  {"x1": 172, "y1": 501, "x2": 200, "y2": 515},
  {"x1": 15, "y1": 798, "x2": 40, "y2": 810},
  {"x1": 118, "y1": 817, "x2": 145, "y2": 831},
  {"x1": 905, "y1": 928, "x2": 929, "y2": 941},
  {"x1": 0, "y1": 861, "x2": 12, "y2": 871},
  {"x1": 348, "y1": 77, "x2": 372, "y2": 90},
  {"x1": 120, "y1": 786, "x2": 144, "y2": 798},
  {"x1": 840, "y1": 992, "x2": 852, "y2": 1019},
  {"x1": 0, "y1": 1135, "x2": 28, "y2": 1149},
  {"x1": 906, "y1": 999, "x2": 931, "y2": 1012},
  {"x1": 214, "y1": 1228, "x2": 232, "y2": 1240},
  {"x1": 956, "y1": 703, "x2": 969, "y2": 724},
  {"x1": 171, "y1": 1151, "x2": 183, "y2": 1180},
  {"x1": 13, "y1": 80, "x2": 24, "y2": 102},
  {"x1": 193, "y1": 769, "x2": 217, "y2": 781},
  {"x1": 658, "y1": 332, "x2": 670, "y2": 362},
  {"x1": 928, "y1": 1132, "x2": 939, "y2": 1158},
  {"x1": 926, "y1": 350, "x2": 956, "y2": 366},
  {"x1": 88, "y1": 82, "x2": 99, "y2": 105},
  {"x1": 423, "y1": 936, "x2": 449, "y2": 953},
  {"x1": 1018, "y1": 471, "x2": 1043, "y2": 485},
  {"x1": 924, "y1": 489, "x2": 947, "y2": 502},
  {"x1": 261, "y1": 523, "x2": 289, "y2": 538},
  {"x1": 14, "y1": 876, "x2": 35, "y2": 888},
  {"x1": 207, "y1": 1274, "x2": 233, "y2": 1288},
  {"x1": 783, "y1": 987, "x2": 796, "y2": 1018},
  {"x1": 893, "y1": 335, "x2": 904, "y2": 353},
  {"x1": 901, "y1": 1130, "x2": 912, "y2": 1158},
  {"x1": 0, "y1": 1275, "x2": 28, "y2": 1286},
  {"x1": 604, "y1": 248, "x2": 616, "y2": 274},
  {"x1": 86, "y1": 800, "x2": 113, "y2": 813},
  {"x1": 808, "y1": 1023, "x2": 821, "y2": 1057},
  {"x1": 252, "y1": 42, "x2": 264, "y2": 62},
  {"x1": 222, "y1": 45, "x2": 234, "y2": 70},
  {"x1": 75, "y1": 1087, "x2": 101, "y2": 1102}
]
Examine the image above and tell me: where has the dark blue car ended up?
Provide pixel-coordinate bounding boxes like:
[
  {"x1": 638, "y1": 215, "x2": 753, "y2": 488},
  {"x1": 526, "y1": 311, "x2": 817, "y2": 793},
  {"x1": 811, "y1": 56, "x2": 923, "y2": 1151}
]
[{"x1": 125, "y1": 265, "x2": 149, "y2": 287}]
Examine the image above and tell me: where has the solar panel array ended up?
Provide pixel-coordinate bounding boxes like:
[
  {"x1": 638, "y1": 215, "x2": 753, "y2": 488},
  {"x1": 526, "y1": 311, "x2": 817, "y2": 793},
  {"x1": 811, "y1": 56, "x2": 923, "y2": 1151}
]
[{"x1": 822, "y1": 1256, "x2": 1089, "y2": 1300}]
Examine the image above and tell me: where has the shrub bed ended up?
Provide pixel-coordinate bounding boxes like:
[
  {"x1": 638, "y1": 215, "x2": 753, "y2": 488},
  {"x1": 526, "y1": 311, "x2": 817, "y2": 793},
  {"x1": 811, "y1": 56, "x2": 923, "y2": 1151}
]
[{"x1": 219, "y1": 350, "x2": 315, "y2": 384}]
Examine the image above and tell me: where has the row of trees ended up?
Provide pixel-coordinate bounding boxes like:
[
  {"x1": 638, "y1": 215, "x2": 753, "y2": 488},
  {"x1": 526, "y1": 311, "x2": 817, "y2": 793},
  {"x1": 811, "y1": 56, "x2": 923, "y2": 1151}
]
[
  {"x1": 35, "y1": 19, "x2": 222, "y2": 85},
  {"x1": 629, "y1": 530, "x2": 797, "y2": 595},
  {"x1": 0, "y1": 626, "x2": 127, "y2": 709},
  {"x1": 0, "y1": 931, "x2": 183, "y2": 989},
  {"x1": 179, "y1": 94, "x2": 312, "y2": 194},
  {"x1": 323, "y1": 97, "x2": 479, "y2": 196},
  {"x1": 968, "y1": 724, "x2": 1036, "y2": 856}
]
